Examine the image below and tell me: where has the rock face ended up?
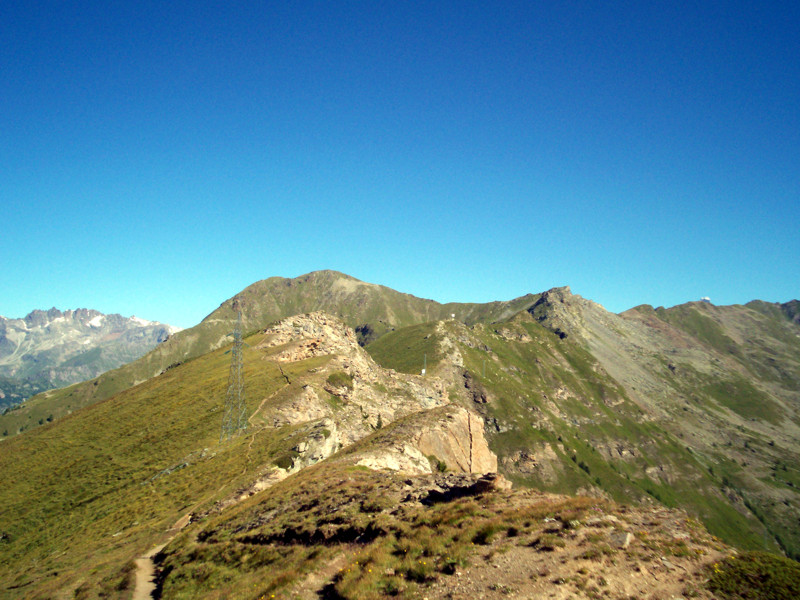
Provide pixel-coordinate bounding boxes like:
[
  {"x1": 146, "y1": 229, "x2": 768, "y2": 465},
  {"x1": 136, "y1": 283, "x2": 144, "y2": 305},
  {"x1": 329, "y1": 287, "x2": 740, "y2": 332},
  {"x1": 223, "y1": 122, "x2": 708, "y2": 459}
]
[
  {"x1": 352, "y1": 405, "x2": 498, "y2": 476},
  {"x1": 413, "y1": 406, "x2": 497, "y2": 473},
  {"x1": 257, "y1": 313, "x2": 367, "y2": 368},
  {"x1": 254, "y1": 312, "x2": 446, "y2": 437},
  {"x1": 782, "y1": 300, "x2": 800, "y2": 324},
  {"x1": 349, "y1": 405, "x2": 498, "y2": 476},
  {"x1": 526, "y1": 286, "x2": 576, "y2": 339},
  {"x1": 0, "y1": 308, "x2": 180, "y2": 407},
  {"x1": 354, "y1": 443, "x2": 434, "y2": 474},
  {"x1": 250, "y1": 312, "x2": 480, "y2": 477},
  {"x1": 462, "y1": 370, "x2": 488, "y2": 403}
]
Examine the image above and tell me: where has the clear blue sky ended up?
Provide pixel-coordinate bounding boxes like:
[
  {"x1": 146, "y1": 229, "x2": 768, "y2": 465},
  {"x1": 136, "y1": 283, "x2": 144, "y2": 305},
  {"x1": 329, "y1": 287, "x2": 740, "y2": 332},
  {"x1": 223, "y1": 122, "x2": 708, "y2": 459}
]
[{"x1": 2, "y1": 1, "x2": 798, "y2": 329}]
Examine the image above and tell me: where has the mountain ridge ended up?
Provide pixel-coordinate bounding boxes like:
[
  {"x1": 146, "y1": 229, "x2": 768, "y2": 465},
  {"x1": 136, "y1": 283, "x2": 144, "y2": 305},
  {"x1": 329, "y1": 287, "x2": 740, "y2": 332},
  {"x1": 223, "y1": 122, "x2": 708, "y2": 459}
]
[
  {"x1": 1, "y1": 268, "x2": 799, "y2": 597},
  {"x1": 2, "y1": 271, "x2": 797, "y2": 442},
  {"x1": 0, "y1": 271, "x2": 543, "y2": 438},
  {"x1": 1, "y1": 303, "x2": 798, "y2": 598}
]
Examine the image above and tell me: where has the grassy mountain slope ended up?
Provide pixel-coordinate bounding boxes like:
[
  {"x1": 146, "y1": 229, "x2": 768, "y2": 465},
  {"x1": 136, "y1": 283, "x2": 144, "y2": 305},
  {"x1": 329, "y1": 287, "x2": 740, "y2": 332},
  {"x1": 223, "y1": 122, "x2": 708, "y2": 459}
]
[
  {"x1": 154, "y1": 460, "x2": 730, "y2": 600},
  {"x1": 0, "y1": 310, "x2": 484, "y2": 598},
  {"x1": 0, "y1": 325, "x2": 734, "y2": 600},
  {"x1": 1, "y1": 299, "x2": 798, "y2": 598},
  {"x1": 0, "y1": 271, "x2": 536, "y2": 439},
  {"x1": 215, "y1": 270, "x2": 537, "y2": 335},
  {"x1": 0, "y1": 331, "x2": 315, "y2": 597},
  {"x1": 365, "y1": 290, "x2": 800, "y2": 559}
]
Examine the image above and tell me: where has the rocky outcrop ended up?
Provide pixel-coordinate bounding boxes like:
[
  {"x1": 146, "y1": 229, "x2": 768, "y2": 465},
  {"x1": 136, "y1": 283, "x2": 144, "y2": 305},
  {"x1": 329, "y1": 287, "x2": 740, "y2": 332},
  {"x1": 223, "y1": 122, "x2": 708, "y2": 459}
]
[
  {"x1": 463, "y1": 370, "x2": 489, "y2": 403},
  {"x1": 501, "y1": 450, "x2": 538, "y2": 474},
  {"x1": 526, "y1": 286, "x2": 576, "y2": 339},
  {"x1": 257, "y1": 312, "x2": 371, "y2": 375},
  {"x1": 268, "y1": 385, "x2": 329, "y2": 428},
  {"x1": 781, "y1": 300, "x2": 800, "y2": 324},
  {"x1": 253, "y1": 312, "x2": 448, "y2": 445},
  {"x1": 413, "y1": 407, "x2": 497, "y2": 473},
  {"x1": 286, "y1": 418, "x2": 340, "y2": 473},
  {"x1": 355, "y1": 444, "x2": 432, "y2": 474},
  {"x1": 436, "y1": 321, "x2": 465, "y2": 367},
  {"x1": 354, "y1": 406, "x2": 498, "y2": 475},
  {"x1": 249, "y1": 314, "x2": 498, "y2": 481}
]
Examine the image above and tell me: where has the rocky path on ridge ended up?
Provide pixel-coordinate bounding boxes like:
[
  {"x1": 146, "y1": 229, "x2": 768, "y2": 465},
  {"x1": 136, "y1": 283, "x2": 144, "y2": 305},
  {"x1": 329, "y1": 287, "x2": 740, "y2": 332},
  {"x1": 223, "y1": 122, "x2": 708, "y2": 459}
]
[
  {"x1": 283, "y1": 501, "x2": 729, "y2": 600},
  {"x1": 421, "y1": 506, "x2": 728, "y2": 600},
  {"x1": 131, "y1": 513, "x2": 193, "y2": 600},
  {"x1": 132, "y1": 543, "x2": 167, "y2": 600}
]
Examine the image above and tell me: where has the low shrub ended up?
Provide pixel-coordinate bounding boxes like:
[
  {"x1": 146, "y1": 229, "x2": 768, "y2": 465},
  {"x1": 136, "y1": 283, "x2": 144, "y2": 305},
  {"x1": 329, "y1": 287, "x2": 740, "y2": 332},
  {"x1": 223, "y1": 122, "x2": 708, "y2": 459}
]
[
  {"x1": 707, "y1": 551, "x2": 800, "y2": 599},
  {"x1": 326, "y1": 371, "x2": 354, "y2": 390},
  {"x1": 472, "y1": 522, "x2": 503, "y2": 545}
]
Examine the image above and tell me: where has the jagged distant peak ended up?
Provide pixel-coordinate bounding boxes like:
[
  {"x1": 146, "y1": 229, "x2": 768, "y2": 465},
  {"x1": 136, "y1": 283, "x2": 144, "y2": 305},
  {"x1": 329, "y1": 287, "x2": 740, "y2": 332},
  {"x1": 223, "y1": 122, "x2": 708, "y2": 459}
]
[
  {"x1": 0, "y1": 307, "x2": 181, "y2": 405},
  {"x1": 3, "y1": 308, "x2": 179, "y2": 331}
]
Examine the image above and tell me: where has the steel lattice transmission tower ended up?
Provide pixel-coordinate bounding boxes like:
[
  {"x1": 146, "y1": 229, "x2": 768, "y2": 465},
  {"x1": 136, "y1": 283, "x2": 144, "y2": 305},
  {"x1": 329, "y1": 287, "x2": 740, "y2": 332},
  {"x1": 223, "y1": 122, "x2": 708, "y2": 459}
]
[{"x1": 220, "y1": 310, "x2": 248, "y2": 442}]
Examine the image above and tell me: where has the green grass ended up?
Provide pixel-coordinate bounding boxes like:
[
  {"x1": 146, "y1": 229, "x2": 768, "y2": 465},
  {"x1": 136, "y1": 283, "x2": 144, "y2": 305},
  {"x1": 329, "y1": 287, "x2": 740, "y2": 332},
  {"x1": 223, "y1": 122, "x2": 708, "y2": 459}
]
[
  {"x1": 701, "y1": 375, "x2": 783, "y2": 425},
  {"x1": 326, "y1": 371, "x2": 354, "y2": 390},
  {"x1": 707, "y1": 551, "x2": 800, "y2": 599},
  {"x1": 366, "y1": 322, "x2": 442, "y2": 374},
  {"x1": 60, "y1": 346, "x2": 104, "y2": 368},
  {"x1": 0, "y1": 331, "x2": 331, "y2": 598},
  {"x1": 656, "y1": 304, "x2": 741, "y2": 356},
  {"x1": 438, "y1": 316, "x2": 779, "y2": 553}
]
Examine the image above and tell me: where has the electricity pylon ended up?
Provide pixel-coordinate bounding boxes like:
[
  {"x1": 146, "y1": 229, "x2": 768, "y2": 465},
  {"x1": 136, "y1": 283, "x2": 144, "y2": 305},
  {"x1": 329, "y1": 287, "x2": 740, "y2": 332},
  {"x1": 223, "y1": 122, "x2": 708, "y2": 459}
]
[{"x1": 220, "y1": 310, "x2": 247, "y2": 442}]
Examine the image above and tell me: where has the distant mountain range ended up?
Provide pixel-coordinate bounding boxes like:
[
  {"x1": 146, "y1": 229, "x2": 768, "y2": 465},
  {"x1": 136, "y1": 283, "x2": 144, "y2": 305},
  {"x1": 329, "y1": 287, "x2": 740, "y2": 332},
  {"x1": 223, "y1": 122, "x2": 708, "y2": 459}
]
[{"x1": 0, "y1": 308, "x2": 180, "y2": 409}]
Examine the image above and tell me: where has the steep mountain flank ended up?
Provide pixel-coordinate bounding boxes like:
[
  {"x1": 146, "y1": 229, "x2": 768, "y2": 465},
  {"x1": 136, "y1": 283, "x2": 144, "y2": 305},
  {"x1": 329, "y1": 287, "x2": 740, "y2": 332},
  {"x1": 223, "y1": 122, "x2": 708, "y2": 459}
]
[
  {"x1": 0, "y1": 271, "x2": 537, "y2": 438},
  {"x1": 366, "y1": 290, "x2": 800, "y2": 559}
]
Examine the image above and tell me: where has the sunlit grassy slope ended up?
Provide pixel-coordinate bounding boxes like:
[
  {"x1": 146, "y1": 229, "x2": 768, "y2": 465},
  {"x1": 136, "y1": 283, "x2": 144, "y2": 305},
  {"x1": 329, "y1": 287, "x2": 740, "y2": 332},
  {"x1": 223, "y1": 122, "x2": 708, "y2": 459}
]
[
  {"x1": 365, "y1": 322, "x2": 443, "y2": 375},
  {"x1": 2, "y1": 274, "x2": 798, "y2": 598},
  {"x1": 0, "y1": 331, "x2": 330, "y2": 598},
  {"x1": 154, "y1": 460, "x2": 604, "y2": 599}
]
